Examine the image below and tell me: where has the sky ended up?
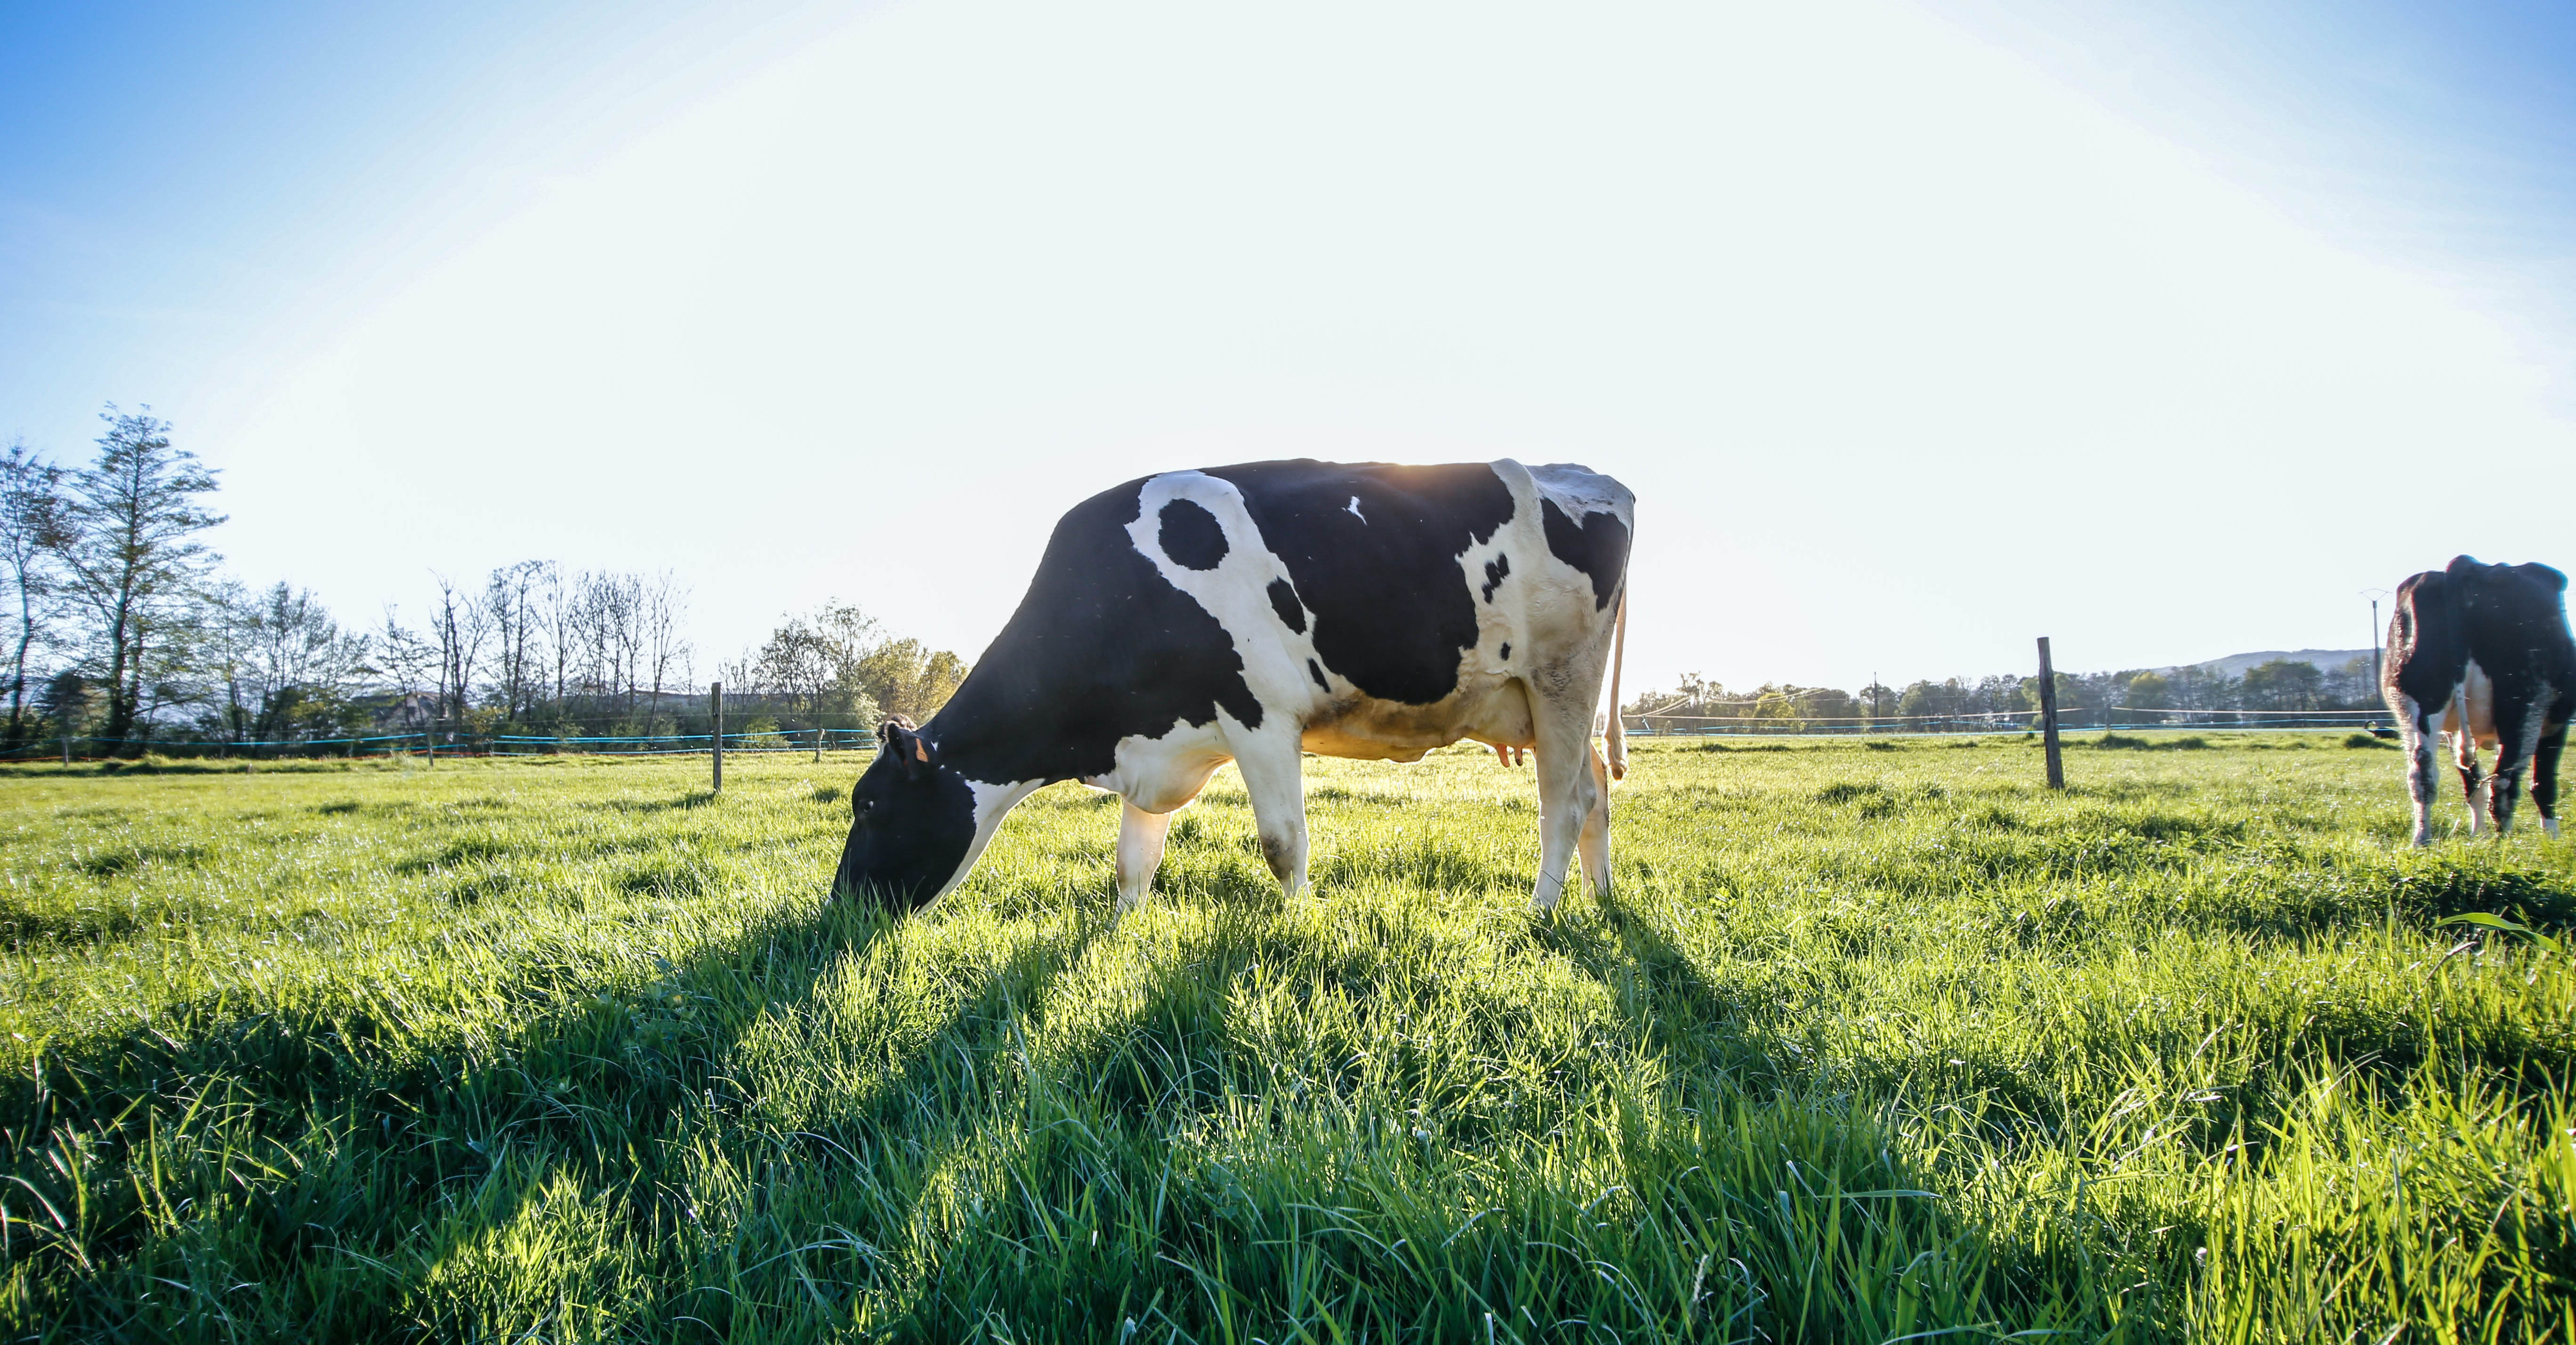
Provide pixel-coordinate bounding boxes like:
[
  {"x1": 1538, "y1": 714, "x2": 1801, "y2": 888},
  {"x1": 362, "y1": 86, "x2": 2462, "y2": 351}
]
[{"x1": 4, "y1": 0, "x2": 2572, "y2": 697}]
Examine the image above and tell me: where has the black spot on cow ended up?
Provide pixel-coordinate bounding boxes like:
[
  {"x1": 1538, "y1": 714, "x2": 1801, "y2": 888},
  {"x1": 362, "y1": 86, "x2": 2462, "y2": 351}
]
[
  {"x1": 932, "y1": 480, "x2": 1264, "y2": 787},
  {"x1": 1542, "y1": 499, "x2": 1632, "y2": 610},
  {"x1": 1498, "y1": 642, "x2": 1510, "y2": 662},
  {"x1": 1208, "y1": 460, "x2": 1515, "y2": 705},
  {"x1": 1158, "y1": 499, "x2": 1229, "y2": 570},
  {"x1": 1309, "y1": 659, "x2": 1330, "y2": 691},
  {"x1": 1268, "y1": 577, "x2": 1305, "y2": 632},
  {"x1": 1481, "y1": 553, "x2": 1510, "y2": 603}
]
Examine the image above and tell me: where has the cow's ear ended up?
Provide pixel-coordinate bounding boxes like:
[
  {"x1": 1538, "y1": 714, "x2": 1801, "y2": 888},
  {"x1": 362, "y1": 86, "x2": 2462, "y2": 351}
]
[{"x1": 878, "y1": 716, "x2": 936, "y2": 779}]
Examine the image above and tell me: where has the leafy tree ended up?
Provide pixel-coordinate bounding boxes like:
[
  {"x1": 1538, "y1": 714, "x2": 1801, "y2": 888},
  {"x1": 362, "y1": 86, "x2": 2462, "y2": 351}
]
[
  {"x1": 0, "y1": 439, "x2": 68, "y2": 750},
  {"x1": 855, "y1": 637, "x2": 969, "y2": 722},
  {"x1": 2241, "y1": 658, "x2": 2323, "y2": 712},
  {"x1": 36, "y1": 671, "x2": 98, "y2": 744},
  {"x1": 752, "y1": 601, "x2": 886, "y2": 758},
  {"x1": 203, "y1": 582, "x2": 371, "y2": 744},
  {"x1": 54, "y1": 408, "x2": 224, "y2": 752},
  {"x1": 2320, "y1": 655, "x2": 2376, "y2": 709},
  {"x1": 2124, "y1": 671, "x2": 2173, "y2": 710}
]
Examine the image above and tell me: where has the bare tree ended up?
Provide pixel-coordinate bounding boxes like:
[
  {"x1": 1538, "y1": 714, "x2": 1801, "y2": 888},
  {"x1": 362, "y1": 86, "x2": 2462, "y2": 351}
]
[
  {"x1": 639, "y1": 570, "x2": 691, "y2": 722},
  {"x1": 55, "y1": 407, "x2": 224, "y2": 752},
  {"x1": 202, "y1": 578, "x2": 255, "y2": 746},
  {"x1": 566, "y1": 570, "x2": 650, "y2": 715},
  {"x1": 537, "y1": 562, "x2": 571, "y2": 708},
  {"x1": 430, "y1": 573, "x2": 489, "y2": 725},
  {"x1": 375, "y1": 608, "x2": 439, "y2": 726},
  {"x1": 0, "y1": 439, "x2": 68, "y2": 751},
  {"x1": 484, "y1": 561, "x2": 545, "y2": 725},
  {"x1": 380, "y1": 618, "x2": 431, "y2": 695}
]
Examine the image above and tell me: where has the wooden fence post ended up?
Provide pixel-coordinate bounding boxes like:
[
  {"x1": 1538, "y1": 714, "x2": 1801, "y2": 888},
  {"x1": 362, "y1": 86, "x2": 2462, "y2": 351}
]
[
  {"x1": 710, "y1": 682, "x2": 724, "y2": 793},
  {"x1": 2037, "y1": 636, "x2": 2065, "y2": 790}
]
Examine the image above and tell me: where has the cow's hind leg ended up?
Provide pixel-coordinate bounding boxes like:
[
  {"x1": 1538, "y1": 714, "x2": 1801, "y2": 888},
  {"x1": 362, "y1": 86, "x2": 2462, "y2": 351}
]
[
  {"x1": 2396, "y1": 697, "x2": 2443, "y2": 846},
  {"x1": 2534, "y1": 718, "x2": 2566, "y2": 841},
  {"x1": 2487, "y1": 702, "x2": 2544, "y2": 836},
  {"x1": 1116, "y1": 801, "x2": 1175, "y2": 916},
  {"x1": 1575, "y1": 740, "x2": 1613, "y2": 902},
  {"x1": 1530, "y1": 690, "x2": 1603, "y2": 913},
  {"x1": 1230, "y1": 729, "x2": 1310, "y2": 898}
]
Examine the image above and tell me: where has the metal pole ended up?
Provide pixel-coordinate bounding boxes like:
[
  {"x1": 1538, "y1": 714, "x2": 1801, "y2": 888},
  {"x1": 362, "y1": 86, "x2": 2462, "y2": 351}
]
[
  {"x1": 2370, "y1": 597, "x2": 2382, "y2": 689},
  {"x1": 710, "y1": 682, "x2": 724, "y2": 793},
  {"x1": 2037, "y1": 637, "x2": 2065, "y2": 790}
]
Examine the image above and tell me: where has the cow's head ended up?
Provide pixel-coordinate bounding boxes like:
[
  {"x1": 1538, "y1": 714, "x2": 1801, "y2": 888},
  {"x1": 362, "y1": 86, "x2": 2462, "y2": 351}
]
[{"x1": 832, "y1": 716, "x2": 977, "y2": 911}]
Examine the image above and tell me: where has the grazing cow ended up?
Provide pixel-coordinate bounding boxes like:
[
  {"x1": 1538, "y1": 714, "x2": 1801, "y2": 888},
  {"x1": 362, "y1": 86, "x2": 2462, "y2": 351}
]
[
  {"x1": 834, "y1": 459, "x2": 1634, "y2": 914},
  {"x1": 2381, "y1": 555, "x2": 2573, "y2": 845}
]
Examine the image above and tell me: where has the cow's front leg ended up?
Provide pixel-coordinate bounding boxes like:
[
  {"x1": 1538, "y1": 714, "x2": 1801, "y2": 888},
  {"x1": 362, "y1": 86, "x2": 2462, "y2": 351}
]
[
  {"x1": 1229, "y1": 730, "x2": 1309, "y2": 897},
  {"x1": 1116, "y1": 801, "x2": 1175, "y2": 916},
  {"x1": 2455, "y1": 727, "x2": 2488, "y2": 834}
]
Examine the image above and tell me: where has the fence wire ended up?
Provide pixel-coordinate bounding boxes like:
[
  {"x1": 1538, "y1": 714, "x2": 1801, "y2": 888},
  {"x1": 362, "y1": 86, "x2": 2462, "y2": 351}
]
[{"x1": 1, "y1": 727, "x2": 883, "y2": 762}]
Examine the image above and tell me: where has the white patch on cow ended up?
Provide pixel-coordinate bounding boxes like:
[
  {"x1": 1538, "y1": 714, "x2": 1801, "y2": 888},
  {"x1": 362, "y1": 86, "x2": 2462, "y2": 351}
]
[
  {"x1": 1527, "y1": 462, "x2": 1629, "y2": 520},
  {"x1": 1346, "y1": 495, "x2": 1367, "y2": 524},
  {"x1": 2461, "y1": 658, "x2": 2496, "y2": 742},
  {"x1": 921, "y1": 776, "x2": 1044, "y2": 910},
  {"x1": 2454, "y1": 657, "x2": 2491, "y2": 833},
  {"x1": 1127, "y1": 472, "x2": 1331, "y2": 718},
  {"x1": 1084, "y1": 713, "x2": 1234, "y2": 814}
]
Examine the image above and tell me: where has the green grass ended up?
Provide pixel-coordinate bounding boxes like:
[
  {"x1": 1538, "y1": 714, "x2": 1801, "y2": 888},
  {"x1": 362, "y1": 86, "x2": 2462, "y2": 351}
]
[{"x1": 0, "y1": 735, "x2": 2568, "y2": 1342}]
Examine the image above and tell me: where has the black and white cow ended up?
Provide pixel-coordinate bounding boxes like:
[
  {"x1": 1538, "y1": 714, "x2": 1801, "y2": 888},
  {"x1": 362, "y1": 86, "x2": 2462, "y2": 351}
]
[
  {"x1": 2382, "y1": 555, "x2": 2573, "y2": 845},
  {"x1": 833, "y1": 459, "x2": 1634, "y2": 914}
]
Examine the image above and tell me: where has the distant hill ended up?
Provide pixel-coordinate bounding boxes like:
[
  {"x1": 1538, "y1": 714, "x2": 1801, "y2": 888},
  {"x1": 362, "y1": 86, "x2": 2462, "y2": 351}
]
[{"x1": 2162, "y1": 649, "x2": 2374, "y2": 679}]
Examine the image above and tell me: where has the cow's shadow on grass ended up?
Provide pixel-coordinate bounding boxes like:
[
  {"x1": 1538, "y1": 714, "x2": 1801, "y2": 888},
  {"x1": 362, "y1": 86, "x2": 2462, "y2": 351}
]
[
  {"x1": 1528, "y1": 891, "x2": 1790, "y2": 1096},
  {"x1": 0, "y1": 880, "x2": 1104, "y2": 1338}
]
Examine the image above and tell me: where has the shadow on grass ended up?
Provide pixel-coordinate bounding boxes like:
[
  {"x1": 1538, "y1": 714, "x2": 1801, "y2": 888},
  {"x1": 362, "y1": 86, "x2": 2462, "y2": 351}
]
[
  {"x1": 601, "y1": 790, "x2": 720, "y2": 813},
  {"x1": 0, "y1": 885, "x2": 1100, "y2": 1339}
]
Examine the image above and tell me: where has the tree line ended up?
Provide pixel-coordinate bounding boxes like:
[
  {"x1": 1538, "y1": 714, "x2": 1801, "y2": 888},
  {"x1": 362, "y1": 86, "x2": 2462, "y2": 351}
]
[
  {"x1": 1624, "y1": 655, "x2": 2383, "y2": 732},
  {"x1": 2, "y1": 408, "x2": 968, "y2": 757}
]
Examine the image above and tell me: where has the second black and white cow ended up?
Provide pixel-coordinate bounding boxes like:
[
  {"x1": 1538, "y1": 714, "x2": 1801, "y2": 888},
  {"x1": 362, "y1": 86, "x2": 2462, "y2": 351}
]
[
  {"x1": 2382, "y1": 555, "x2": 2573, "y2": 845},
  {"x1": 833, "y1": 459, "x2": 1634, "y2": 914}
]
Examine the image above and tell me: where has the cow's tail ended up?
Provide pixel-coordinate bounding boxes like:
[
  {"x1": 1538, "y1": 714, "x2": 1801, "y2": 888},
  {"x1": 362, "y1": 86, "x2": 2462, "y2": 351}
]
[{"x1": 1605, "y1": 585, "x2": 1629, "y2": 782}]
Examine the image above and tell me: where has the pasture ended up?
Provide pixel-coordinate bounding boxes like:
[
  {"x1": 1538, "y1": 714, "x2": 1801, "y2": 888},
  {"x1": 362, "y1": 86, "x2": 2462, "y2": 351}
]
[{"x1": 0, "y1": 735, "x2": 2567, "y2": 1342}]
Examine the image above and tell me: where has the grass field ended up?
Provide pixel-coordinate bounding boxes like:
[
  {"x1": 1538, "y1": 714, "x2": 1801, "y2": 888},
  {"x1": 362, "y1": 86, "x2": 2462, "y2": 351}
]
[{"x1": 0, "y1": 733, "x2": 2568, "y2": 1342}]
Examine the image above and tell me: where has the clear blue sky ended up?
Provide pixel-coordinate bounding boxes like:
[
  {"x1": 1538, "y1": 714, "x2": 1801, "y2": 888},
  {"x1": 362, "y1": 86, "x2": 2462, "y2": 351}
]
[{"x1": 4, "y1": 0, "x2": 2572, "y2": 692}]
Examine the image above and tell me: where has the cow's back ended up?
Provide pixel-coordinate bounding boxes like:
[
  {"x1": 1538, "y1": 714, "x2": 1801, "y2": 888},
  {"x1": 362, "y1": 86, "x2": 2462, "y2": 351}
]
[{"x1": 2451, "y1": 557, "x2": 2576, "y2": 706}]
